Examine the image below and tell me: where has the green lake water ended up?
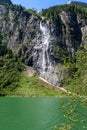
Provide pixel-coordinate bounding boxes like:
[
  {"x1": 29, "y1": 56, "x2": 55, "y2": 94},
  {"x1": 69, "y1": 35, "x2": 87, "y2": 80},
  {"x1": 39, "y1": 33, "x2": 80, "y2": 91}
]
[{"x1": 0, "y1": 98, "x2": 86, "y2": 130}]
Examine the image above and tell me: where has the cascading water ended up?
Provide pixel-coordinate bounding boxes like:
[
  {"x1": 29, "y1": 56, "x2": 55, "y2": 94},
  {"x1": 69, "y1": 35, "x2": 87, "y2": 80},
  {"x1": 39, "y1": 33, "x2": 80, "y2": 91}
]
[
  {"x1": 40, "y1": 21, "x2": 52, "y2": 73},
  {"x1": 34, "y1": 20, "x2": 59, "y2": 86}
]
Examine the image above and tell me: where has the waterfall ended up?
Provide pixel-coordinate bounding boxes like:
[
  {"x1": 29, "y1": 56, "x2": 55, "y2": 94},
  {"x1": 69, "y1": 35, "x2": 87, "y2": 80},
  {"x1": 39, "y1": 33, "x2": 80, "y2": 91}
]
[
  {"x1": 33, "y1": 20, "x2": 64, "y2": 86},
  {"x1": 40, "y1": 21, "x2": 52, "y2": 73},
  {"x1": 33, "y1": 20, "x2": 59, "y2": 86}
]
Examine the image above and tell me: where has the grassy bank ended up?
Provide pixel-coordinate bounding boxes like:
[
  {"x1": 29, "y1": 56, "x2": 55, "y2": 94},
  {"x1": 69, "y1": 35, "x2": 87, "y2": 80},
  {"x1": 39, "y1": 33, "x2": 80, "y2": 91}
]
[
  {"x1": 6, "y1": 72, "x2": 66, "y2": 97},
  {"x1": 0, "y1": 54, "x2": 66, "y2": 97}
]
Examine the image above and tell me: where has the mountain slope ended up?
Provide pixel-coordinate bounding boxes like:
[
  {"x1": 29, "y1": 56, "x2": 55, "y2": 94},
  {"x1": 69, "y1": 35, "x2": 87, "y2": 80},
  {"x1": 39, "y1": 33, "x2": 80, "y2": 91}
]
[
  {"x1": 0, "y1": 0, "x2": 87, "y2": 96},
  {"x1": 71, "y1": 1, "x2": 87, "y2": 8}
]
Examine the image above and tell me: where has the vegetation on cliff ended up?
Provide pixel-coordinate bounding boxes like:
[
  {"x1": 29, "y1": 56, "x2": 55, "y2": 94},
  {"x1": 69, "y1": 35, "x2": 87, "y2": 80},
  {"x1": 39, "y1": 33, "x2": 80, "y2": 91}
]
[
  {"x1": 41, "y1": 2, "x2": 87, "y2": 23},
  {"x1": 64, "y1": 46, "x2": 87, "y2": 96},
  {"x1": 0, "y1": 41, "x2": 64, "y2": 96},
  {"x1": 0, "y1": 36, "x2": 63, "y2": 97},
  {"x1": 0, "y1": 1, "x2": 87, "y2": 129},
  {"x1": 40, "y1": 1, "x2": 87, "y2": 96},
  {"x1": 0, "y1": 1, "x2": 87, "y2": 97},
  {"x1": 0, "y1": 37, "x2": 24, "y2": 95}
]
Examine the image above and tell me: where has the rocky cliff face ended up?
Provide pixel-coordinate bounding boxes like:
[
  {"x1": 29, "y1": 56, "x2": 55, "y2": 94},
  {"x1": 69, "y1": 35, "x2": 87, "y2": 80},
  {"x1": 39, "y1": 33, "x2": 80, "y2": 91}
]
[
  {"x1": 0, "y1": 2, "x2": 87, "y2": 86},
  {"x1": 60, "y1": 11, "x2": 82, "y2": 55}
]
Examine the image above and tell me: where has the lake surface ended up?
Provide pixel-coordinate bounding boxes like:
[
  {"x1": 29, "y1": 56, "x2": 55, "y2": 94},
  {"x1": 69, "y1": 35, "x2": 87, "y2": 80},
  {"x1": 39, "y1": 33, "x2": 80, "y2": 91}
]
[{"x1": 0, "y1": 98, "x2": 86, "y2": 130}]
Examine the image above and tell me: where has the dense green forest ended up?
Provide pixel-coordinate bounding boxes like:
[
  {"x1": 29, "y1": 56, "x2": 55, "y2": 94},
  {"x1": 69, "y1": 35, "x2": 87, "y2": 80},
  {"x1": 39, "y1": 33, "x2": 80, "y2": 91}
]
[
  {"x1": 71, "y1": 1, "x2": 87, "y2": 8},
  {"x1": 63, "y1": 46, "x2": 87, "y2": 96},
  {"x1": 0, "y1": 35, "x2": 24, "y2": 95},
  {"x1": 41, "y1": 2, "x2": 87, "y2": 23}
]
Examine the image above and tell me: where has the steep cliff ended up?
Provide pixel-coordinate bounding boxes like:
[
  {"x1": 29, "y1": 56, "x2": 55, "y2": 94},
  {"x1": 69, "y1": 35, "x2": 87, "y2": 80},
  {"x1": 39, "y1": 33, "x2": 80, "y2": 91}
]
[{"x1": 0, "y1": 0, "x2": 87, "y2": 86}]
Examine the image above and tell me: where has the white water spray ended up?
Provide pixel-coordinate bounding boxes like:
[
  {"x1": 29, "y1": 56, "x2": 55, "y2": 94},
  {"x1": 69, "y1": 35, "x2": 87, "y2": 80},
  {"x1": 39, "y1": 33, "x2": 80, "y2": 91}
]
[{"x1": 40, "y1": 21, "x2": 52, "y2": 73}]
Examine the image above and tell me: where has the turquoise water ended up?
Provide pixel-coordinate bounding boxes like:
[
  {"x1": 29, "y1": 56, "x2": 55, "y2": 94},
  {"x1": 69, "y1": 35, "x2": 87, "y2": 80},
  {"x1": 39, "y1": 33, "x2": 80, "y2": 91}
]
[{"x1": 0, "y1": 98, "x2": 86, "y2": 130}]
